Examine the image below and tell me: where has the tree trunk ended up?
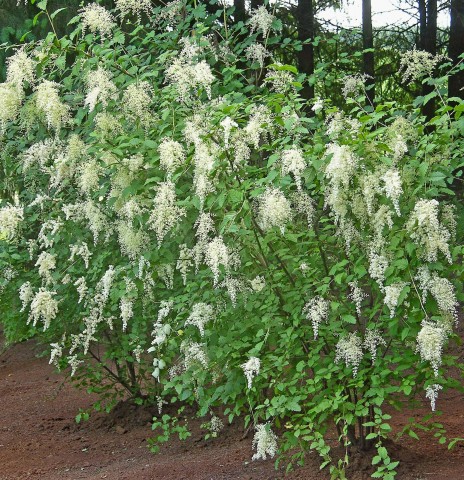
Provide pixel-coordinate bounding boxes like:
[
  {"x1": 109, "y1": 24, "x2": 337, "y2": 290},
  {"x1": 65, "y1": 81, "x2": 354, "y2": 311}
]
[
  {"x1": 297, "y1": 0, "x2": 315, "y2": 103},
  {"x1": 233, "y1": 0, "x2": 246, "y2": 23},
  {"x1": 362, "y1": 0, "x2": 375, "y2": 105},
  {"x1": 250, "y1": 0, "x2": 263, "y2": 10},
  {"x1": 418, "y1": 0, "x2": 427, "y2": 49},
  {"x1": 449, "y1": 0, "x2": 464, "y2": 98},
  {"x1": 419, "y1": 0, "x2": 437, "y2": 122}
]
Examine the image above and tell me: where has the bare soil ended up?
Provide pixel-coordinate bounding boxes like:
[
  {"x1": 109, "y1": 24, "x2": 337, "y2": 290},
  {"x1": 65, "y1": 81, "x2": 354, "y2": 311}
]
[{"x1": 1, "y1": 339, "x2": 463, "y2": 480}]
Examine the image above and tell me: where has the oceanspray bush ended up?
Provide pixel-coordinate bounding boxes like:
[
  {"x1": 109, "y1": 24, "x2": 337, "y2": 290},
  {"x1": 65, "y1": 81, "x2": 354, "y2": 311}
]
[{"x1": 0, "y1": 1, "x2": 463, "y2": 478}]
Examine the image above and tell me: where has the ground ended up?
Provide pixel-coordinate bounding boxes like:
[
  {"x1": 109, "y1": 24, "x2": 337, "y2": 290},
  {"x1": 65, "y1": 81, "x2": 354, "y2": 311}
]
[{"x1": 1, "y1": 339, "x2": 463, "y2": 480}]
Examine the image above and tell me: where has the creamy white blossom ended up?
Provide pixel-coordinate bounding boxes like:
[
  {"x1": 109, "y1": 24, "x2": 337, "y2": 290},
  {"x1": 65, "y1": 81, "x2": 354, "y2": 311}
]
[
  {"x1": 120, "y1": 297, "x2": 133, "y2": 332},
  {"x1": 28, "y1": 288, "x2": 58, "y2": 330},
  {"x1": 159, "y1": 138, "x2": 185, "y2": 177},
  {"x1": 425, "y1": 384, "x2": 442, "y2": 411},
  {"x1": 249, "y1": 6, "x2": 277, "y2": 36},
  {"x1": 148, "y1": 181, "x2": 186, "y2": 246},
  {"x1": 383, "y1": 282, "x2": 408, "y2": 318},
  {"x1": 0, "y1": 204, "x2": 23, "y2": 240},
  {"x1": 84, "y1": 67, "x2": 117, "y2": 112},
  {"x1": 0, "y1": 82, "x2": 23, "y2": 129},
  {"x1": 252, "y1": 423, "x2": 278, "y2": 461},
  {"x1": 205, "y1": 236, "x2": 230, "y2": 286},
  {"x1": 399, "y1": 49, "x2": 443, "y2": 83},
  {"x1": 416, "y1": 321, "x2": 447, "y2": 376},
  {"x1": 281, "y1": 148, "x2": 306, "y2": 190},
  {"x1": 303, "y1": 297, "x2": 329, "y2": 340},
  {"x1": 256, "y1": 187, "x2": 292, "y2": 234},
  {"x1": 185, "y1": 303, "x2": 214, "y2": 336},
  {"x1": 80, "y1": 3, "x2": 116, "y2": 39},
  {"x1": 115, "y1": 0, "x2": 152, "y2": 18},
  {"x1": 35, "y1": 81, "x2": 70, "y2": 131},
  {"x1": 6, "y1": 48, "x2": 35, "y2": 89},
  {"x1": 381, "y1": 168, "x2": 403, "y2": 216},
  {"x1": 241, "y1": 356, "x2": 260, "y2": 389},
  {"x1": 245, "y1": 44, "x2": 271, "y2": 68},
  {"x1": 407, "y1": 199, "x2": 451, "y2": 263},
  {"x1": 69, "y1": 242, "x2": 92, "y2": 269},
  {"x1": 363, "y1": 329, "x2": 386, "y2": 363},
  {"x1": 335, "y1": 332, "x2": 363, "y2": 377},
  {"x1": 19, "y1": 281, "x2": 34, "y2": 312},
  {"x1": 35, "y1": 251, "x2": 56, "y2": 284},
  {"x1": 349, "y1": 281, "x2": 367, "y2": 316}
]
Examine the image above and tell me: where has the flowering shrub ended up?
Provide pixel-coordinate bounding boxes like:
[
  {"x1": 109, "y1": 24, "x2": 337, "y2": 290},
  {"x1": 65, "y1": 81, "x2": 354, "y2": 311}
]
[{"x1": 0, "y1": 1, "x2": 463, "y2": 478}]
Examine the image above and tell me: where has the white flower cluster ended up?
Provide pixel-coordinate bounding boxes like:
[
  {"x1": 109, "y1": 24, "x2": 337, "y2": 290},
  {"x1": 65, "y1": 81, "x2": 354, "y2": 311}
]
[
  {"x1": 0, "y1": 204, "x2": 23, "y2": 240},
  {"x1": 368, "y1": 252, "x2": 389, "y2": 288},
  {"x1": 383, "y1": 282, "x2": 407, "y2": 318},
  {"x1": 205, "y1": 236, "x2": 230, "y2": 286},
  {"x1": 415, "y1": 267, "x2": 458, "y2": 319},
  {"x1": 349, "y1": 281, "x2": 367, "y2": 316},
  {"x1": 416, "y1": 321, "x2": 447, "y2": 376},
  {"x1": 325, "y1": 112, "x2": 361, "y2": 140},
  {"x1": 0, "y1": 48, "x2": 34, "y2": 128},
  {"x1": 159, "y1": 138, "x2": 185, "y2": 177},
  {"x1": 28, "y1": 288, "x2": 58, "y2": 330},
  {"x1": 185, "y1": 303, "x2": 214, "y2": 336},
  {"x1": 115, "y1": 0, "x2": 152, "y2": 19},
  {"x1": 363, "y1": 328, "x2": 386, "y2": 363},
  {"x1": 176, "y1": 244, "x2": 193, "y2": 285},
  {"x1": 249, "y1": 6, "x2": 277, "y2": 36},
  {"x1": 244, "y1": 105, "x2": 272, "y2": 149},
  {"x1": 49, "y1": 340, "x2": 64, "y2": 367},
  {"x1": 264, "y1": 67, "x2": 295, "y2": 94},
  {"x1": 148, "y1": 181, "x2": 186, "y2": 246},
  {"x1": 0, "y1": 83, "x2": 22, "y2": 130},
  {"x1": 291, "y1": 191, "x2": 315, "y2": 228},
  {"x1": 303, "y1": 296, "x2": 329, "y2": 340},
  {"x1": 341, "y1": 73, "x2": 370, "y2": 99},
  {"x1": 74, "y1": 277, "x2": 88, "y2": 304},
  {"x1": 220, "y1": 116, "x2": 238, "y2": 148},
  {"x1": 166, "y1": 58, "x2": 215, "y2": 102},
  {"x1": 208, "y1": 415, "x2": 224, "y2": 437},
  {"x1": 122, "y1": 82, "x2": 153, "y2": 129},
  {"x1": 399, "y1": 49, "x2": 443, "y2": 83},
  {"x1": 192, "y1": 141, "x2": 216, "y2": 207},
  {"x1": 35, "y1": 251, "x2": 56, "y2": 284},
  {"x1": 281, "y1": 148, "x2": 306, "y2": 190},
  {"x1": 69, "y1": 242, "x2": 92, "y2": 269},
  {"x1": 425, "y1": 384, "x2": 442, "y2": 411},
  {"x1": 6, "y1": 48, "x2": 35, "y2": 89},
  {"x1": 80, "y1": 3, "x2": 116, "y2": 39},
  {"x1": 38, "y1": 219, "x2": 62, "y2": 249},
  {"x1": 19, "y1": 281, "x2": 34, "y2": 312},
  {"x1": 250, "y1": 275, "x2": 266, "y2": 293},
  {"x1": 181, "y1": 341, "x2": 208, "y2": 370},
  {"x1": 252, "y1": 423, "x2": 278, "y2": 461},
  {"x1": 78, "y1": 159, "x2": 102, "y2": 196},
  {"x1": 117, "y1": 221, "x2": 148, "y2": 259},
  {"x1": 335, "y1": 332, "x2": 363, "y2": 377},
  {"x1": 149, "y1": 300, "x2": 173, "y2": 348},
  {"x1": 84, "y1": 67, "x2": 117, "y2": 112},
  {"x1": 120, "y1": 297, "x2": 133, "y2": 332},
  {"x1": 255, "y1": 187, "x2": 292, "y2": 234},
  {"x1": 35, "y1": 81, "x2": 70, "y2": 131},
  {"x1": 245, "y1": 44, "x2": 271, "y2": 68},
  {"x1": 241, "y1": 356, "x2": 261, "y2": 389},
  {"x1": 325, "y1": 143, "x2": 358, "y2": 190},
  {"x1": 407, "y1": 199, "x2": 451, "y2": 263},
  {"x1": 381, "y1": 168, "x2": 402, "y2": 216}
]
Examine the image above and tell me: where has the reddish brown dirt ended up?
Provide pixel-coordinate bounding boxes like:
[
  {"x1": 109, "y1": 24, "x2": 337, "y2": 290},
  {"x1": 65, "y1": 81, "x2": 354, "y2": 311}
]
[{"x1": 1, "y1": 339, "x2": 463, "y2": 480}]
